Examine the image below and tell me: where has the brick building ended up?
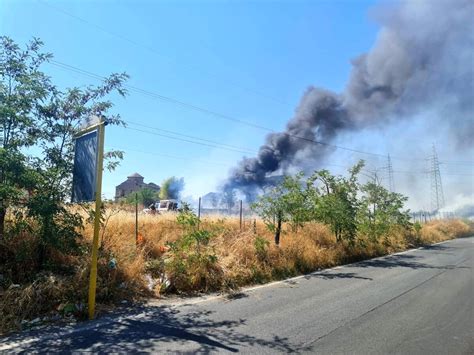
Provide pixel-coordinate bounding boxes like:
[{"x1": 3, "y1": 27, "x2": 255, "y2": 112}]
[{"x1": 115, "y1": 173, "x2": 160, "y2": 200}]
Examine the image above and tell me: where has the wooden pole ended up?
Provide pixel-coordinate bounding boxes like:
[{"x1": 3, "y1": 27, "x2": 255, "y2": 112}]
[
  {"x1": 198, "y1": 197, "x2": 201, "y2": 220},
  {"x1": 239, "y1": 200, "x2": 243, "y2": 231},
  {"x1": 275, "y1": 210, "x2": 282, "y2": 245}
]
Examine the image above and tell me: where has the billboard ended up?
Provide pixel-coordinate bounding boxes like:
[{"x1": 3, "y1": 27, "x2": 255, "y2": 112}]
[{"x1": 72, "y1": 130, "x2": 99, "y2": 202}]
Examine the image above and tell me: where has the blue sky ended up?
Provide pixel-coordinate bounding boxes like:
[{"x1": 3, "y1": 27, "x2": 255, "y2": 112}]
[{"x1": 2, "y1": 0, "x2": 472, "y2": 210}]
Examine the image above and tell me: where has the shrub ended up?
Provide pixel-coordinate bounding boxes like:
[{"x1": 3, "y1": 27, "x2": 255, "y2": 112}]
[
  {"x1": 254, "y1": 235, "x2": 270, "y2": 262},
  {"x1": 164, "y1": 210, "x2": 223, "y2": 293}
]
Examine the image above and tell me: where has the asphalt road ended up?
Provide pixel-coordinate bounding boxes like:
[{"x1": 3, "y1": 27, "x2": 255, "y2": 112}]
[{"x1": 2, "y1": 237, "x2": 473, "y2": 354}]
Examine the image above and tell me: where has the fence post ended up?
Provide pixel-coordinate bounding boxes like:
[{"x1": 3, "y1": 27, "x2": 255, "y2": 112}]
[
  {"x1": 239, "y1": 200, "x2": 243, "y2": 231},
  {"x1": 198, "y1": 197, "x2": 201, "y2": 220}
]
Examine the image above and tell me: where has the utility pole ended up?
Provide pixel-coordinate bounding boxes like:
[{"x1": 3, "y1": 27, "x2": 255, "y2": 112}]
[
  {"x1": 430, "y1": 144, "x2": 445, "y2": 212},
  {"x1": 387, "y1": 154, "x2": 395, "y2": 192}
]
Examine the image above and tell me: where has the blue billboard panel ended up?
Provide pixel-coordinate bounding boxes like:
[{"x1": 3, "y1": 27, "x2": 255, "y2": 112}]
[{"x1": 72, "y1": 130, "x2": 98, "y2": 202}]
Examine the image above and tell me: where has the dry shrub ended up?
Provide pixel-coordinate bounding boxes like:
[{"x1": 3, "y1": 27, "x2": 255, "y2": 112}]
[
  {"x1": 0, "y1": 273, "x2": 87, "y2": 334},
  {"x1": 0, "y1": 233, "x2": 39, "y2": 282},
  {"x1": 282, "y1": 235, "x2": 326, "y2": 273},
  {"x1": 165, "y1": 253, "x2": 224, "y2": 294},
  {"x1": 0, "y1": 245, "x2": 148, "y2": 335},
  {"x1": 205, "y1": 221, "x2": 339, "y2": 286},
  {"x1": 90, "y1": 214, "x2": 470, "y2": 294},
  {"x1": 0, "y1": 211, "x2": 152, "y2": 335}
]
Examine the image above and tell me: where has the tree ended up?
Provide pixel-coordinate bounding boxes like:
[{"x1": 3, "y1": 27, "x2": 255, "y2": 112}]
[
  {"x1": 308, "y1": 161, "x2": 364, "y2": 243},
  {"x1": 358, "y1": 181, "x2": 411, "y2": 241},
  {"x1": 252, "y1": 185, "x2": 285, "y2": 245},
  {"x1": 252, "y1": 160, "x2": 412, "y2": 246},
  {"x1": 126, "y1": 188, "x2": 158, "y2": 207},
  {"x1": 159, "y1": 176, "x2": 184, "y2": 200},
  {"x1": 0, "y1": 37, "x2": 128, "y2": 266},
  {"x1": 279, "y1": 173, "x2": 312, "y2": 231},
  {"x1": 252, "y1": 173, "x2": 310, "y2": 245},
  {"x1": 0, "y1": 37, "x2": 52, "y2": 238}
]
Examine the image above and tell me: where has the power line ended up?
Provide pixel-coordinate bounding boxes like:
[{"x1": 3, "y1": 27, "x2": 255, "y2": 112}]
[
  {"x1": 49, "y1": 60, "x2": 272, "y2": 132},
  {"x1": 441, "y1": 173, "x2": 474, "y2": 176},
  {"x1": 439, "y1": 161, "x2": 474, "y2": 167},
  {"x1": 111, "y1": 139, "x2": 474, "y2": 177},
  {"x1": 48, "y1": 59, "x2": 424, "y2": 161},
  {"x1": 124, "y1": 120, "x2": 256, "y2": 154},
  {"x1": 106, "y1": 146, "x2": 233, "y2": 167},
  {"x1": 109, "y1": 145, "x2": 381, "y2": 175},
  {"x1": 123, "y1": 122, "x2": 474, "y2": 177},
  {"x1": 40, "y1": 1, "x2": 474, "y2": 167},
  {"x1": 109, "y1": 140, "x2": 473, "y2": 180},
  {"x1": 123, "y1": 126, "x2": 255, "y2": 155},
  {"x1": 50, "y1": 61, "x2": 394, "y2": 157},
  {"x1": 39, "y1": 0, "x2": 290, "y2": 107},
  {"x1": 47, "y1": 60, "x2": 474, "y2": 168},
  {"x1": 390, "y1": 170, "x2": 473, "y2": 177},
  {"x1": 125, "y1": 119, "x2": 474, "y2": 175}
]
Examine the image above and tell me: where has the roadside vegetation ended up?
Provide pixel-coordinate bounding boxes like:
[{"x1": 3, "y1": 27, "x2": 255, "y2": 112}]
[
  {"x1": 1, "y1": 203, "x2": 471, "y2": 334},
  {"x1": 0, "y1": 37, "x2": 472, "y2": 335}
]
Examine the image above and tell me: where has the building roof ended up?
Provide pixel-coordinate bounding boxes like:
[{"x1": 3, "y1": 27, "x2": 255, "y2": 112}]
[{"x1": 127, "y1": 173, "x2": 143, "y2": 178}]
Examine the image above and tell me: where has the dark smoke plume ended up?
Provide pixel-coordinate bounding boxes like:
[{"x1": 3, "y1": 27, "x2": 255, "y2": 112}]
[{"x1": 225, "y1": 0, "x2": 473, "y2": 199}]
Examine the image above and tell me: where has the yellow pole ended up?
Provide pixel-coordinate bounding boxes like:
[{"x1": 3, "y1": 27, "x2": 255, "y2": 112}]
[{"x1": 88, "y1": 121, "x2": 105, "y2": 320}]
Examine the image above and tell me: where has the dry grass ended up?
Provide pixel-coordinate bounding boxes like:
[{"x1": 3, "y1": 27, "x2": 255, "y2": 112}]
[
  {"x1": 83, "y1": 212, "x2": 472, "y2": 290},
  {"x1": 1, "y1": 211, "x2": 472, "y2": 335},
  {"x1": 420, "y1": 219, "x2": 471, "y2": 243}
]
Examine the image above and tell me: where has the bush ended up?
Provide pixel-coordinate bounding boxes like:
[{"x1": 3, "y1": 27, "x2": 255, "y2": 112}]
[
  {"x1": 254, "y1": 235, "x2": 270, "y2": 262},
  {"x1": 164, "y1": 210, "x2": 223, "y2": 293}
]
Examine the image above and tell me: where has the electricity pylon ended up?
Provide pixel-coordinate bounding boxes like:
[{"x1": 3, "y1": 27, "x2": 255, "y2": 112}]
[
  {"x1": 430, "y1": 144, "x2": 445, "y2": 212},
  {"x1": 387, "y1": 154, "x2": 395, "y2": 192}
]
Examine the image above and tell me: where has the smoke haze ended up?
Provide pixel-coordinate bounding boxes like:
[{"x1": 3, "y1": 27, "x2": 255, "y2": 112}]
[{"x1": 225, "y1": 0, "x2": 473, "y2": 200}]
